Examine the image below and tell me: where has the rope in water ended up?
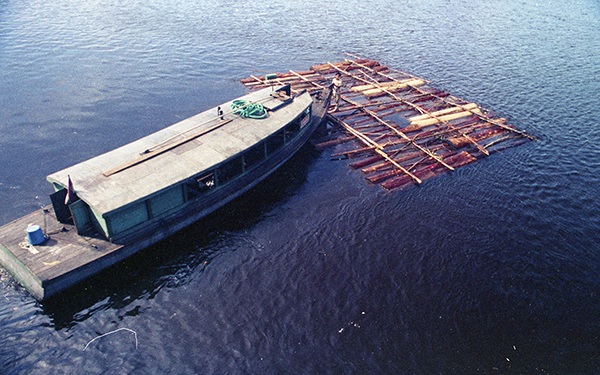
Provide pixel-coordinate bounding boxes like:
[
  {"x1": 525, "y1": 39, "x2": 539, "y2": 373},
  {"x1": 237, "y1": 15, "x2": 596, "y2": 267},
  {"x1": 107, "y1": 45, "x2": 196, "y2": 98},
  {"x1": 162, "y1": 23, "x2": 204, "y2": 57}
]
[{"x1": 231, "y1": 100, "x2": 268, "y2": 119}]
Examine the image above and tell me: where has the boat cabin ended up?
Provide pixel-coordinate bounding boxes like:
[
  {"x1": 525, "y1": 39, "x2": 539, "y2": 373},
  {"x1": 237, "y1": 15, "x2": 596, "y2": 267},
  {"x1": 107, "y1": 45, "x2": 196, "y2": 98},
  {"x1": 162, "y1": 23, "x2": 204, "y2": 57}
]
[{"x1": 46, "y1": 85, "x2": 314, "y2": 243}]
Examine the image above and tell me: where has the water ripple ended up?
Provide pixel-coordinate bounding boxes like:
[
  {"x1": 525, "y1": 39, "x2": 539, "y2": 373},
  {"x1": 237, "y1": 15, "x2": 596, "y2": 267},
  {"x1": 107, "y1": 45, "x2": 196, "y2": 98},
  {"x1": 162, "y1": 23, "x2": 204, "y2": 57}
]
[{"x1": 2, "y1": 0, "x2": 600, "y2": 373}]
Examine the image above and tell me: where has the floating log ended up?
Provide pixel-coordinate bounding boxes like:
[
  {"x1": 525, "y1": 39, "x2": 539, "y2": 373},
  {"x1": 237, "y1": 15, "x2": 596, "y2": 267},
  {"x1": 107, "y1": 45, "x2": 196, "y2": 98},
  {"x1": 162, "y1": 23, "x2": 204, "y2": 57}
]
[
  {"x1": 444, "y1": 151, "x2": 477, "y2": 168},
  {"x1": 408, "y1": 103, "x2": 478, "y2": 122},
  {"x1": 442, "y1": 136, "x2": 470, "y2": 150},
  {"x1": 362, "y1": 80, "x2": 425, "y2": 97},
  {"x1": 406, "y1": 108, "x2": 483, "y2": 130},
  {"x1": 330, "y1": 145, "x2": 377, "y2": 158},
  {"x1": 349, "y1": 154, "x2": 385, "y2": 169},
  {"x1": 313, "y1": 136, "x2": 357, "y2": 149},
  {"x1": 351, "y1": 79, "x2": 419, "y2": 93}
]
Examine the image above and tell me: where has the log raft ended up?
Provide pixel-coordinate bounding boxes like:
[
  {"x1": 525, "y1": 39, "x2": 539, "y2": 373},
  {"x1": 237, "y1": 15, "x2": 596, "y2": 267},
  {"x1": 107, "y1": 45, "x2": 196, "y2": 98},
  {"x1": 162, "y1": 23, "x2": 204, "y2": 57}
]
[{"x1": 240, "y1": 54, "x2": 532, "y2": 191}]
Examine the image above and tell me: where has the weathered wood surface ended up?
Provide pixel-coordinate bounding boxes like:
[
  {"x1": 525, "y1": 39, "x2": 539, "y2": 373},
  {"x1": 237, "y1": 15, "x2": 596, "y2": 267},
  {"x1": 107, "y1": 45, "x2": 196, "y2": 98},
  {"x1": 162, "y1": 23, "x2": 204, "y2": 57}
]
[
  {"x1": 0, "y1": 207, "x2": 123, "y2": 299},
  {"x1": 241, "y1": 54, "x2": 532, "y2": 190},
  {"x1": 46, "y1": 87, "x2": 313, "y2": 217}
]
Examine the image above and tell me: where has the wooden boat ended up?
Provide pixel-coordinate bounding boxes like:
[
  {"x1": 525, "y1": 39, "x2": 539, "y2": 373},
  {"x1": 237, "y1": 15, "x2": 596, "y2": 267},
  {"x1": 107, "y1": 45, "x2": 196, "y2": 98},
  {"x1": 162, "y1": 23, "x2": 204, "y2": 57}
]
[{"x1": 0, "y1": 84, "x2": 331, "y2": 300}]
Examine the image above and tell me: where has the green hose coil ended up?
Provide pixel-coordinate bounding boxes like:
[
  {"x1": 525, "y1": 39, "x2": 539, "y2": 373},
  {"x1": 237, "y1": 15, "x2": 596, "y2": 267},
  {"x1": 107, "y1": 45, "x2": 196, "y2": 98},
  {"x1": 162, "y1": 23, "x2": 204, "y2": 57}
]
[{"x1": 231, "y1": 100, "x2": 268, "y2": 119}]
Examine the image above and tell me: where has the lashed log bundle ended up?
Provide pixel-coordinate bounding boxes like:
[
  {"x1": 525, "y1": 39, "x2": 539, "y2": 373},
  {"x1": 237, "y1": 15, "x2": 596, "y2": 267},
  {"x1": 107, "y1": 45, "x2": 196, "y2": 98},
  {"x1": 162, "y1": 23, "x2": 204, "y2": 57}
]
[{"x1": 241, "y1": 55, "x2": 532, "y2": 191}]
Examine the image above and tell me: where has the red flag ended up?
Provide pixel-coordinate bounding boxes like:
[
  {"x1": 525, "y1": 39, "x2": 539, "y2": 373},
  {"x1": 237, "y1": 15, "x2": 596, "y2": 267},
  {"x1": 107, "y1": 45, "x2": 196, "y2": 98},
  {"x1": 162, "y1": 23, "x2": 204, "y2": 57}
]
[{"x1": 65, "y1": 175, "x2": 76, "y2": 205}]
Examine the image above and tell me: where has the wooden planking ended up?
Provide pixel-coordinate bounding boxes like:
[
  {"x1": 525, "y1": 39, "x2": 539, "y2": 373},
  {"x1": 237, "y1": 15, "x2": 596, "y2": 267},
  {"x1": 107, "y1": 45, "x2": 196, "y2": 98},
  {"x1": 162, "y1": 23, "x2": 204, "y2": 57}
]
[
  {"x1": 0, "y1": 207, "x2": 123, "y2": 285},
  {"x1": 241, "y1": 54, "x2": 532, "y2": 190},
  {"x1": 103, "y1": 119, "x2": 233, "y2": 177}
]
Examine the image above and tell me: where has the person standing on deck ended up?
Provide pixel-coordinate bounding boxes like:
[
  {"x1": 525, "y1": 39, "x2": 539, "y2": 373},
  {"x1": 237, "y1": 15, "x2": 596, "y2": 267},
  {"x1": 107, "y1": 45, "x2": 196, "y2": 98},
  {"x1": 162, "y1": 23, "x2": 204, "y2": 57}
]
[{"x1": 331, "y1": 73, "x2": 343, "y2": 112}]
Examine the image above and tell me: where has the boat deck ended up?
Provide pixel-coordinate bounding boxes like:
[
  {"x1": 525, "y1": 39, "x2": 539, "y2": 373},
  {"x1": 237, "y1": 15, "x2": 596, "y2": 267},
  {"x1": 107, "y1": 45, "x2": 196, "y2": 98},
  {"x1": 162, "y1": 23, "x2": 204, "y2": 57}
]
[{"x1": 0, "y1": 207, "x2": 121, "y2": 300}]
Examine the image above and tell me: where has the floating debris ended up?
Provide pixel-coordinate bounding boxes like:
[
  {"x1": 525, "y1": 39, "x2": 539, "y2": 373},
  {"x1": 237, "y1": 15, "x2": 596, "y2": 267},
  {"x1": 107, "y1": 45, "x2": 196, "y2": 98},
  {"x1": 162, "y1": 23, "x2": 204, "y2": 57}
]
[
  {"x1": 83, "y1": 328, "x2": 138, "y2": 351},
  {"x1": 241, "y1": 54, "x2": 532, "y2": 191}
]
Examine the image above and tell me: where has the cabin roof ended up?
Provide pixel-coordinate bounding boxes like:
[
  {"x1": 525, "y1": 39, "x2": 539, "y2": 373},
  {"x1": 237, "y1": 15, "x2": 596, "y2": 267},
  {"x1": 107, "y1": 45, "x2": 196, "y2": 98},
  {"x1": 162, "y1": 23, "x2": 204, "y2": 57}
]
[{"x1": 46, "y1": 86, "x2": 313, "y2": 217}]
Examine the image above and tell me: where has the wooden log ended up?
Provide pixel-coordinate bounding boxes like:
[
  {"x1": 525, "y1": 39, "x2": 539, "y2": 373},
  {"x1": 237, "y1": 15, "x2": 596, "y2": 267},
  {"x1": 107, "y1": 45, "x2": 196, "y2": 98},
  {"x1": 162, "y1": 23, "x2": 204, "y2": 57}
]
[
  {"x1": 381, "y1": 149, "x2": 473, "y2": 190},
  {"x1": 354, "y1": 124, "x2": 388, "y2": 132},
  {"x1": 362, "y1": 162, "x2": 395, "y2": 175},
  {"x1": 313, "y1": 136, "x2": 358, "y2": 149},
  {"x1": 277, "y1": 70, "x2": 316, "y2": 79},
  {"x1": 367, "y1": 168, "x2": 404, "y2": 184},
  {"x1": 350, "y1": 79, "x2": 425, "y2": 95},
  {"x1": 344, "y1": 56, "x2": 533, "y2": 141},
  {"x1": 442, "y1": 136, "x2": 471, "y2": 150},
  {"x1": 349, "y1": 154, "x2": 385, "y2": 169},
  {"x1": 380, "y1": 160, "x2": 443, "y2": 189},
  {"x1": 362, "y1": 143, "x2": 445, "y2": 175},
  {"x1": 444, "y1": 151, "x2": 477, "y2": 168},
  {"x1": 328, "y1": 115, "x2": 423, "y2": 183},
  {"x1": 403, "y1": 109, "x2": 482, "y2": 131},
  {"x1": 344, "y1": 55, "x2": 432, "y2": 84},
  {"x1": 366, "y1": 152, "x2": 433, "y2": 184},
  {"x1": 485, "y1": 137, "x2": 528, "y2": 153},
  {"x1": 468, "y1": 127, "x2": 505, "y2": 141},
  {"x1": 411, "y1": 118, "x2": 482, "y2": 142},
  {"x1": 311, "y1": 61, "x2": 352, "y2": 71},
  {"x1": 478, "y1": 134, "x2": 512, "y2": 150},
  {"x1": 354, "y1": 60, "x2": 381, "y2": 68},
  {"x1": 408, "y1": 103, "x2": 478, "y2": 122},
  {"x1": 426, "y1": 89, "x2": 450, "y2": 98},
  {"x1": 362, "y1": 80, "x2": 425, "y2": 97},
  {"x1": 351, "y1": 79, "x2": 413, "y2": 93},
  {"x1": 411, "y1": 94, "x2": 437, "y2": 104},
  {"x1": 330, "y1": 145, "x2": 377, "y2": 158},
  {"x1": 345, "y1": 117, "x2": 379, "y2": 127},
  {"x1": 341, "y1": 103, "x2": 410, "y2": 120},
  {"x1": 311, "y1": 59, "x2": 377, "y2": 72},
  {"x1": 334, "y1": 103, "x2": 381, "y2": 114},
  {"x1": 444, "y1": 116, "x2": 483, "y2": 129},
  {"x1": 362, "y1": 86, "x2": 413, "y2": 99},
  {"x1": 242, "y1": 74, "x2": 321, "y2": 87},
  {"x1": 361, "y1": 150, "x2": 421, "y2": 173},
  {"x1": 381, "y1": 174, "x2": 412, "y2": 190},
  {"x1": 334, "y1": 95, "x2": 454, "y2": 172},
  {"x1": 240, "y1": 77, "x2": 259, "y2": 83}
]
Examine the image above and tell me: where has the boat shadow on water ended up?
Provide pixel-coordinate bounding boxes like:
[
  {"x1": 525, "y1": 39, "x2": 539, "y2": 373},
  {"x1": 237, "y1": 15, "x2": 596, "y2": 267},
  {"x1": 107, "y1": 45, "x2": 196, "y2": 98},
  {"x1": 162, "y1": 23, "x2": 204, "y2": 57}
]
[{"x1": 38, "y1": 144, "x2": 321, "y2": 329}]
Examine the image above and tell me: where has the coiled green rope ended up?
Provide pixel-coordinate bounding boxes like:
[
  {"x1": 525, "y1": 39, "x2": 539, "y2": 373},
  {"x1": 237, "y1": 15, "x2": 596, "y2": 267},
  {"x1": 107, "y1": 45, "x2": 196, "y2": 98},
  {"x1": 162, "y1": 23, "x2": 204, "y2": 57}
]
[{"x1": 231, "y1": 100, "x2": 268, "y2": 119}]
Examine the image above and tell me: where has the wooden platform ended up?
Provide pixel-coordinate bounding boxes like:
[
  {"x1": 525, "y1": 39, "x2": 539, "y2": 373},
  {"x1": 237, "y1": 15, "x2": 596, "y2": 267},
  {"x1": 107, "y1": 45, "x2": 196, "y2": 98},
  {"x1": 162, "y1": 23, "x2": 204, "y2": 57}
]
[
  {"x1": 241, "y1": 54, "x2": 533, "y2": 190},
  {"x1": 0, "y1": 207, "x2": 122, "y2": 300}
]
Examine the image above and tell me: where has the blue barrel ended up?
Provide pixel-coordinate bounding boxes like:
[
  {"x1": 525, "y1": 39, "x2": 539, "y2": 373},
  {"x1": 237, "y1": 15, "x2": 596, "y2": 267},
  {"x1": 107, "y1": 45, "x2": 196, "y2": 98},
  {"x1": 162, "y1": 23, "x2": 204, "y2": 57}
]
[{"x1": 26, "y1": 225, "x2": 45, "y2": 245}]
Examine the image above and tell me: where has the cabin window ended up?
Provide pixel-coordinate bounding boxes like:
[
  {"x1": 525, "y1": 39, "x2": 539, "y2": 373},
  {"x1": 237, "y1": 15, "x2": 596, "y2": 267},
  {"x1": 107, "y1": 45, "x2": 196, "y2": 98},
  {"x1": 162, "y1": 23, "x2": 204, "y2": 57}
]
[
  {"x1": 300, "y1": 107, "x2": 311, "y2": 128},
  {"x1": 186, "y1": 170, "x2": 215, "y2": 199},
  {"x1": 266, "y1": 130, "x2": 285, "y2": 155},
  {"x1": 109, "y1": 202, "x2": 149, "y2": 235},
  {"x1": 244, "y1": 142, "x2": 265, "y2": 170},
  {"x1": 217, "y1": 156, "x2": 243, "y2": 185},
  {"x1": 285, "y1": 119, "x2": 301, "y2": 142},
  {"x1": 149, "y1": 186, "x2": 184, "y2": 217}
]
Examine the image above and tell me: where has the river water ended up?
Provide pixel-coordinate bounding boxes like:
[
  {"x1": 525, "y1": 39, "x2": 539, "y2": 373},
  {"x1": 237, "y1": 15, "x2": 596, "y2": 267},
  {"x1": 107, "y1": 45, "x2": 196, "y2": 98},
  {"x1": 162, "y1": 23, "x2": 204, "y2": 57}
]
[{"x1": 1, "y1": 0, "x2": 600, "y2": 373}]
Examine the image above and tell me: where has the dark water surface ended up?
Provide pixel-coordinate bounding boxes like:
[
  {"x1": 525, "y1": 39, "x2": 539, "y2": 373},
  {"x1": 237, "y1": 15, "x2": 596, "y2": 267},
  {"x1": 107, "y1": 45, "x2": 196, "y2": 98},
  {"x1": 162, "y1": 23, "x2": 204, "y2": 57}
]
[{"x1": 2, "y1": 0, "x2": 600, "y2": 373}]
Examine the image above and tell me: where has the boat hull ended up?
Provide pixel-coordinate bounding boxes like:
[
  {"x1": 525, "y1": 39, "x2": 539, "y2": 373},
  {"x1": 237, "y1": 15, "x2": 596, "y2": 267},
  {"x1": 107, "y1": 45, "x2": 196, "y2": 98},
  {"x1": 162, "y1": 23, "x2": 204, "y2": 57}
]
[{"x1": 0, "y1": 87, "x2": 330, "y2": 300}]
